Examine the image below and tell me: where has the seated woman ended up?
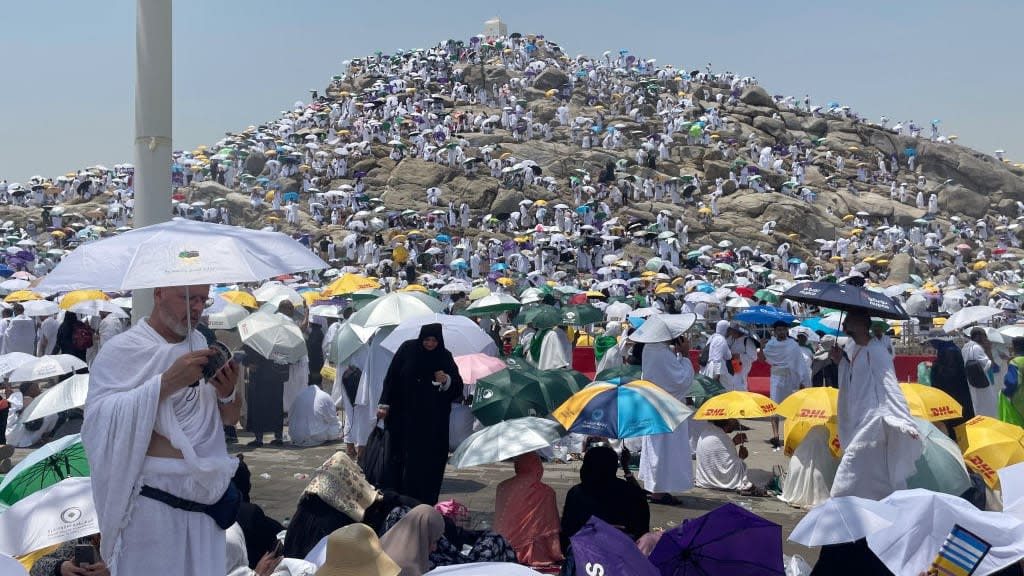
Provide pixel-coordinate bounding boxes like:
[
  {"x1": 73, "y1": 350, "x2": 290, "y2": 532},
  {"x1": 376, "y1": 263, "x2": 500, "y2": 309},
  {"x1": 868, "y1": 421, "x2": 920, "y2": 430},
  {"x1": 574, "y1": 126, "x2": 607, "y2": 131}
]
[
  {"x1": 778, "y1": 425, "x2": 838, "y2": 509},
  {"x1": 282, "y1": 451, "x2": 417, "y2": 559},
  {"x1": 380, "y1": 504, "x2": 446, "y2": 576},
  {"x1": 694, "y1": 418, "x2": 755, "y2": 493},
  {"x1": 494, "y1": 452, "x2": 562, "y2": 567},
  {"x1": 560, "y1": 445, "x2": 649, "y2": 554}
]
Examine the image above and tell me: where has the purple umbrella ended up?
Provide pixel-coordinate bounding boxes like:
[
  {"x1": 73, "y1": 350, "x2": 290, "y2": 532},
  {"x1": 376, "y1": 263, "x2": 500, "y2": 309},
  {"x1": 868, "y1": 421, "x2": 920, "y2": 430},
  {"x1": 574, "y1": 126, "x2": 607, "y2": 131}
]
[
  {"x1": 570, "y1": 516, "x2": 658, "y2": 576},
  {"x1": 649, "y1": 503, "x2": 784, "y2": 576}
]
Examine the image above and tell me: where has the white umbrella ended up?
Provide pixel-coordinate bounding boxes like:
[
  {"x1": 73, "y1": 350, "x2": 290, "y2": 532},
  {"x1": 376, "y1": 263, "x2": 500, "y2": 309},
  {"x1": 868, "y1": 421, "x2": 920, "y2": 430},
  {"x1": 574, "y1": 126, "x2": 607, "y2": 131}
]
[
  {"x1": 0, "y1": 352, "x2": 36, "y2": 377},
  {"x1": 789, "y1": 326, "x2": 820, "y2": 343},
  {"x1": 237, "y1": 312, "x2": 307, "y2": 364},
  {"x1": 349, "y1": 292, "x2": 444, "y2": 329},
  {"x1": 379, "y1": 314, "x2": 498, "y2": 357},
  {"x1": 628, "y1": 314, "x2": 697, "y2": 343},
  {"x1": 0, "y1": 477, "x2": 98, "y2": 557},
  {"x1": 109, "y1": 296, "x2": 133, "y2": 309},
  {"x1": 628, "y1": 307, "x2": 662, "y2": 319},
  {"x1": 725, "y1": 296, "x2": 754, "y2": 309},
  {"x1": 0, "y1": 554, "x2": 26, "y2": 576},
  {"x1": 425, "y1": 564, "x2": 544, "y2": 575},
  {"x1": 439, "y1": 281, "x2": 471, "y2": 295},
  {"x1": 253, "y1": 282, "x2": 304, "y2": 305},
  {"x1": 449, "y1": 417, "x2": 565, "y2": 468},
  {"x1": 19, "y1": 300, "x2": 60, "y2": 317},
  {"x1": 999, "y1": 325, "x2": 1024, "y2": 340},
  {"x1": 866, "y1": 489, "x2": 1024, "y2": 576},
  {"x1": 9, "y1": 355, "x2": 87, "y2": 382},
  {"x1": 206, "y1": 303, "x2": 250, "y2": 330},
  {"x1": 69, "y1": 300, "x2": 129, "y2": 319},
  {"x1": 331, "y1": 321, "x2": 378, "y2": 365},
  {"x1": 684, "y1": 292, "x2": 721, "y2": 305},
  {"x1": 0, "y1": 279, "x2": 29, "y2": 293},
  {"x1": 37, "y1": 218, "x2": 326, "y2": 292},
  {"x1": 999, "y1": 462, "x2": 1024, "y2": 521},
  {"x1": 789, "y1": 496, "x2": 900, "y2": 546},
  {"x1": 20, "y1": 374, "x2": 88, "y2": 422},
  {"x1": 604, "y1": 301, "x2": 633, "y2": 321},
  {"x1": 309, "y1": 304, "x2": 346, "y2": 318},
  {"x1": 943, "y1": 305, "x2": 1004, "y2": 333}
]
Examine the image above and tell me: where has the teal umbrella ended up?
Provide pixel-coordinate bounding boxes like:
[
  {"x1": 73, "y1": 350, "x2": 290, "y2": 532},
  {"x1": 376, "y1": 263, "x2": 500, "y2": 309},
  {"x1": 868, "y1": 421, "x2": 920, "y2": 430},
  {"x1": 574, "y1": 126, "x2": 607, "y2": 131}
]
[
  {"x1": 514, "y1": 304, "x2": 562, "y2": 329},
  {"x1": 472, "y1": 358, "x2": 589, "y2": 425},
  {"x1": 0, "y1": 434, "x2": 89, "y2": 511},
  {"x1": 561, "y1": 304, "x2": 604, "y2": 326},
  {"x1": 688, "y1": 374, "x2": 727, "y2": 407},
  {"x1": 595, "y1": 364, "x2": 643, "y2": 384},
  {"x1": 754, "y1": 289, "x2": 780, "y2": 304},
  {"x1": 906, "y1": 417, "x2": 971, "y2": 496}
]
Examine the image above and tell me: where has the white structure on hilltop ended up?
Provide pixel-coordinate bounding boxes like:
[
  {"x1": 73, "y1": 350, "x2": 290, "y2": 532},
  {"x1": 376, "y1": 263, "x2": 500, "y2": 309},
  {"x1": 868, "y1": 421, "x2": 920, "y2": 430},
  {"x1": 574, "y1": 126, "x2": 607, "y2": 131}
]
[{"x1": 484, "y1": 17, "x2": 507, "y2": 38}]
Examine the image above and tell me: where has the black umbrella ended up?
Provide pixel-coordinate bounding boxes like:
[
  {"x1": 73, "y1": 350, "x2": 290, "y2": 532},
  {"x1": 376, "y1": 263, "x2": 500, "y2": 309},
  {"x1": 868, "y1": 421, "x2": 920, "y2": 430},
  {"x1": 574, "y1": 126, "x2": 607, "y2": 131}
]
[{"x1": 782, "y1": 281, "x2": 909, "y2": 320}]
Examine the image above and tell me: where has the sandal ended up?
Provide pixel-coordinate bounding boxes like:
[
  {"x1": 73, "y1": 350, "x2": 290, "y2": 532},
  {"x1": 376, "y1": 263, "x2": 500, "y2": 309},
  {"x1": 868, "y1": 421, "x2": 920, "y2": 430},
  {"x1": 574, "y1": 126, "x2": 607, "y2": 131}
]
[{"x1": 648, "y1": 494, "x2": 682, "y2": 506}]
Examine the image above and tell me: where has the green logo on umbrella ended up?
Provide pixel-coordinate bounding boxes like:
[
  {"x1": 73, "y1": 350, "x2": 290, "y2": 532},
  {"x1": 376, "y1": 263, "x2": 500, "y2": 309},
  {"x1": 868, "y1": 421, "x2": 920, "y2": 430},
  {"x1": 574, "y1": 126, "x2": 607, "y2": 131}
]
[{"x1": 178, "y1": 250, "x2": 200, "y2": 260}]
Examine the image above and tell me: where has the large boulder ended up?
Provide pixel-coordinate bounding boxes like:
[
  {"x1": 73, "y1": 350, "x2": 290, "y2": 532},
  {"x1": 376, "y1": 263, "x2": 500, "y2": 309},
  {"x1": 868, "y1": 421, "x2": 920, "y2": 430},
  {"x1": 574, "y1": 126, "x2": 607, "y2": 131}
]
[
  {"x1": 887, "y1": 253, "x2": 918, "y2": 284},
  {"x1": 938, "y1": 185, "x2": 989, "y2": 219},
  {"x1": 532, "y1": 68, "x2": 568, "y2": 91},
  {"x1": 752, "y1": 116, "x2": 787, "y2": 140},
  {"x1": 459, "y1": 65, "x2": 511, "y2": 91},
  {"x1": 490, "y1": 189, "x2": 526, "y2": 214},
  {"x1": 386, "y1": 159, "x2": 449, "y2": 190},
  {"x1": 739, "y1": 86, "x2": 775, "y2": 108},
  {"x1": 448, "y1": 176, "x2": 499, "y2": 210}
]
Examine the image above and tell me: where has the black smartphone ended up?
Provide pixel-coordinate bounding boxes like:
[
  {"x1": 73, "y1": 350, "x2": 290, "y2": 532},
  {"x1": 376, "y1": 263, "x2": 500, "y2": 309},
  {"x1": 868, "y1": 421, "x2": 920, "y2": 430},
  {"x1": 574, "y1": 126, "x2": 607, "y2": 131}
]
[
  {"x1": 74, "y1": 544, "x2": 98, "y2": 566},
  {"x1": 272, "y1": 540, "x2": 284, "y2": 558}
]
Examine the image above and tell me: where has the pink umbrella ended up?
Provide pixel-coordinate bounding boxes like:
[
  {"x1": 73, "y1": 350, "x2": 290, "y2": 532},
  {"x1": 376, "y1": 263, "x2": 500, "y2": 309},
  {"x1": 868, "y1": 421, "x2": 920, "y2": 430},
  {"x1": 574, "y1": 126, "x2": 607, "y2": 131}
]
[{"x1": 454, "y1": 353, "x2": 507, "y2": 385}]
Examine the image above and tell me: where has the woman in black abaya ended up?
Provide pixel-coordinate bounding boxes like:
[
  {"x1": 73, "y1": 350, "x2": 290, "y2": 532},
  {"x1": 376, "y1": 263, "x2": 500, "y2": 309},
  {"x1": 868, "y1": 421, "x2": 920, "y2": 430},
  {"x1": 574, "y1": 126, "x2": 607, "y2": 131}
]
[
  {"x1": 929, "y1": 337, "x2": 974, "y2": 441},
  {"x1": 378, "y1": 323, "x2": 464, "y2": 504}
]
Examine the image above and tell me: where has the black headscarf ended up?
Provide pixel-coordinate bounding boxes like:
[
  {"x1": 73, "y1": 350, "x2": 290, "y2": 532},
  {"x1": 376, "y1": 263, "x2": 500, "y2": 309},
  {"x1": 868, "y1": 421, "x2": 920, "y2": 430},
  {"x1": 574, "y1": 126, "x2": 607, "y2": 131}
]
[{"x1": 560, "y1": 446, "x2": 649, "y2": 552}]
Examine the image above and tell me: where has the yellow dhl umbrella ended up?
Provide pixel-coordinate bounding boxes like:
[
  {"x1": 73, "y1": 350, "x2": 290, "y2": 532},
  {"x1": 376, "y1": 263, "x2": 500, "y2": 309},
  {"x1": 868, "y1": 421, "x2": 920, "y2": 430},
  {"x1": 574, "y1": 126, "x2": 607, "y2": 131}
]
[
  {"x1": 697, "y1": 207, "x2": 712, "y2": 215},
  {"x1": 390, "y1": 234, "x2": 407, "y2": 244},
  {"x1": 957, "y1": 416, "x2": 1024, "y2": 488},
  {"x1": 533, "y1": 199, "x2": 548, "y2": 207},
  {"x1": 641, "y1": 271, "x2": 658, "y2": 278},
  {"x1": 972, "y1": 261, "x2": 988, "y2": 271},
  {"x1": 875, "y1": 259, "x2": 890, "y2": 266},
  {"x1": 693, "y1": 391, "x2": 777, "y2": 420},
  {"x1": 401, "y1": 284, "x2": 428, "y2": 293},
  {"x1": 264, "y1": 190, "x2": 276, "y2": 202},
  {"x1": 900, "y1": 383, "x2": 962, "y2": 421},
  {"x1": 324, "y1": 273, "x2": 381, "y2": 296},
  {"x1": 499, "y1": 152, "x2": 512, "y2": 160},
  {"x1": 266, "y1": 216, "x2": 280, "y2": 222},
  {"x1": 4, "y1": 290, "x2": 42, "y2": 303},
  {"x1": 933, "y1": 317, "x2": 947, "y2": 328},
  {"x1": 301, "y1": 291, "x2": 323, "y2": 306},
  {"x1": 545, "y1": 89, "x2": 558, "y2": 97},
  {"x1": 320, "y1": 364, "x2": 337, "y2": 382},
  {"x1": 655, "y1": 285, "x2": 676, "y2": 295},
  {"x1": 496, "y1": 277, "x2": 515, "y2": 287},
  {"x1": 776, "y1": 387, "x2": 838, "y2": 422},
  {"x1": 783, "y1": 418, "x2": 841, "y2": 458},
  {"x1": 585, "y1": 290, "x2": 606, "y2": 298},
  {"x1": 841, "y1": 214, "x2": 855, "y2": 222},
  {"x1": 830, "y1": 256, "x2": 843, "y2": 262},
  {"x1": 50, "y1": 230, "x2": 66, "y2": 238},
  {"x1": 977, "y1": 280, "x2": 995, "y2": 290},
  {"x1": 786, "y1": 233, "x2": 800, "y2": 240},
  {"x1": 392, "y1": 245, "x2": 409, "y2": 264},
  {"x1": 513, "y1": 236, "x2": 530, "y2": 243},
  {"x1": 850, "y1": 228, "x2": 864, "y2": 235},
  {"x1": 220, "y1": 291, "x2": 258, "y2": 308},
  {"x1": 59, "y1": 290, "x2": 109, "y2": 309}
]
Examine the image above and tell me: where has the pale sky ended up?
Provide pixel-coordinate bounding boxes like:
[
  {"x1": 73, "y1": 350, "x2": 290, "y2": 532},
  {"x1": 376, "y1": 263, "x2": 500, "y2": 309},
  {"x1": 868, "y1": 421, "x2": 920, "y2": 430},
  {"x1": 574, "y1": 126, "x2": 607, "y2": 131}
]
[{"x1": 2, "y1": 0, "x2": 1022, "y2": 182}]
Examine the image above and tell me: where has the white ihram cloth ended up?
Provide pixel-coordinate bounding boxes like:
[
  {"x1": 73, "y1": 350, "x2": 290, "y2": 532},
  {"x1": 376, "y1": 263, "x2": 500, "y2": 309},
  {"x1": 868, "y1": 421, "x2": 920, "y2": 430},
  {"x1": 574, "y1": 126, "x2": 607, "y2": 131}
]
[
  {"x1": 729, "y1": 335, "x2": 758, "y2": 391},
  {"x1": 353, "y1": 326, "x2": 396, "y2": 446},
  {"x1": 762, "y1": 337, "x2": 811, "y2": 403},
  {"x1": 962, "y1": 339, "x2": 999, "y2": 418},
  {"x1": 779, "y1": 426, "x2": 838, "y2": 508},
  {"x1": 288, "y1": 385, "x2": 342, "y2": 447},
  {"x1": 2, "y1": 315, "x2": 35, "y2": 355},
  {"x1": 82, "y1": 319, "x2": 238, "y2": 575},
  {"x1": 694, "y1": 424, "x2": 751, "y2": 491},
  {"x1": 523, "y1": 329, "x2": 572, "y2": 370},
  {"x1": 638, "y1": 342, "x2": 694, "y2": 493},
  {"x1": 831, "y1": 338, "x2": 922, "y2": 500},
  {"x1": 700, "y1": 321, "x2": 736, "y2": 390},
  {"x1": 284, "y1": 355, "x2": 309, "y2": 414}
]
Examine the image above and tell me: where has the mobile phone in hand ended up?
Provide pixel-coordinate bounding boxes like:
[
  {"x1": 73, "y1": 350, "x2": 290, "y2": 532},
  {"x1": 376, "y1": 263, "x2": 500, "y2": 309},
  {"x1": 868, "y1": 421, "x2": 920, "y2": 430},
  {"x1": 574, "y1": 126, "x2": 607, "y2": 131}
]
[{"x1": 75, "y1": 543, "x2": 98, "y2": 566}]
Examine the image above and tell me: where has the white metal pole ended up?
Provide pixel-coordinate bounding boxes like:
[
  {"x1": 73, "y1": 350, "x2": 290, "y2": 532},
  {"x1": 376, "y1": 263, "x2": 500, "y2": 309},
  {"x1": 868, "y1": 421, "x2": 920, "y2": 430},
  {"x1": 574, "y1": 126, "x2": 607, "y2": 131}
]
[{"x1": 132, "y1": 0, "x2": 173, "y2": 323}]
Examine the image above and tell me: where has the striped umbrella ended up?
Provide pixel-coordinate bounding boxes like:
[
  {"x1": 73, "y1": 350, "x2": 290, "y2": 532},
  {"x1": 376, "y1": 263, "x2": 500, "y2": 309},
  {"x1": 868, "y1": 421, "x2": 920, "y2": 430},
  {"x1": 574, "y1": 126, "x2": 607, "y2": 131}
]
[{"x1": 552, "y1": 379, "x2": 692, "y2": 439}]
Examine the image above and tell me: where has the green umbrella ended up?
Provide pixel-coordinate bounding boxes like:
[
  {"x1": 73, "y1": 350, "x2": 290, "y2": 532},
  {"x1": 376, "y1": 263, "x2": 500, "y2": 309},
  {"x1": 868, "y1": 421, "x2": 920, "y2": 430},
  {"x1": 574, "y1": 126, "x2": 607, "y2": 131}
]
[
  {"x1": 688, "y1": 374, "x2": 727, "y2": 408},
  {"x1": 0, "y1": 434, "x2": 88, "y2": 510},
  {"x1": 906, "y1": 417, "x2": 971, "y2": 496},
  {"x1": 472, "y1": 358, "x2": 589, "y2": 425},
  {"x1": 560, "y1": 304, "x2": 604, "y2": 326},
  {"x1": 754, "y1": 289, "x2": 780, "y2": 304},
  {"x1": 595, "y1": 364, "x2": 643, "y2": 383},
  {"x1": 514, "y1": 304, "x2": 562, "y2": 329},
  {"x1": 463, "y1": 293, "x2": 522, "y2": 316}
]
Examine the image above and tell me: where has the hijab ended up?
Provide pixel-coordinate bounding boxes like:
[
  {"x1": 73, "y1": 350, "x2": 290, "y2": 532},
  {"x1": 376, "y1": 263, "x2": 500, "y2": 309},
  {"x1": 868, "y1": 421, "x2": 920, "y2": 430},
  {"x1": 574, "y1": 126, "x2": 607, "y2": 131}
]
[{"x1": 379, "y1": 504, "x2": 445, "y2": 576}]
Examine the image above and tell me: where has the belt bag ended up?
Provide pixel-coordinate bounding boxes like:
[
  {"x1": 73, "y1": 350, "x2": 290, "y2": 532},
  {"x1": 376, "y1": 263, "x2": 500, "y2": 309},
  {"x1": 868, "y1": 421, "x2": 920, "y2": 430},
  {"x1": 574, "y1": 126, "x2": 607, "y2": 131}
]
[{"x1": 139, "y1": 482, "x2": 241, "y2": 529}]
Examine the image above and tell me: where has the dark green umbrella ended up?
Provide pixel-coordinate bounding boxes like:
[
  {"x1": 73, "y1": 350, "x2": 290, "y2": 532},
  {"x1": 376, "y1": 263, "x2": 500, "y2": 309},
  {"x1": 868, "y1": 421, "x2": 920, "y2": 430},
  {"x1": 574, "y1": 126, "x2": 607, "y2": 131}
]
[
  {"x1": 514, "y1": 304, "x2": 562, "y2": 329},
  {"x1": 595, "y1": 364, "x2": 643, "y2": 383},
  {"x1": 472, "y1": 358, "x2": 589, "y2": 425},
  {"x1": 688, "y1": 374, "x2": 727, "y2": 408},
  {"x1": 560, "y1": 304, "x2": 604, "y2": 326}
]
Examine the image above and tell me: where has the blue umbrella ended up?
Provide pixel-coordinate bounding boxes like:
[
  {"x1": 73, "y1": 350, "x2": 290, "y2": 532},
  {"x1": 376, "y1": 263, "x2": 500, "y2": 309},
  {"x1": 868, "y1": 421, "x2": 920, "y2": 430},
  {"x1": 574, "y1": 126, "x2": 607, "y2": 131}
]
[
  {"x1": 490, "y1": 262, "x2": 508, "y2": 272},
  {"x1": 575, "y1": 206, "x2": 591, "y2": 213},
  {"x1": 787, "y1": 257, "x2": 803, "y2": 264},
  {"x1": 571, "y1": 516, "x2": 659, "y2": 576},
  {"x1": 0, "y1": 265, "x2": 13, "y2": 277},
  {"x1": 694, "y1": 283, "x2": 715, "y2": 293},
  {"x1": 650, "y1": 503, "x2": 785, "y2": 575},
  {"x1": 800, "y1": 316, "x2": 842, "y2": 336},
  {"x1": 255, "y1": 177, "x2": 271, "y2": 185},
  {"x1": 734, "y1": 306, "x2": 796, "y2": 326},
  {"x1": 435, "y1": 234, "x2": 451, "y2": 244},
  {"x1": 282, "y1": 192, "x2": 300, "y2": 202}
]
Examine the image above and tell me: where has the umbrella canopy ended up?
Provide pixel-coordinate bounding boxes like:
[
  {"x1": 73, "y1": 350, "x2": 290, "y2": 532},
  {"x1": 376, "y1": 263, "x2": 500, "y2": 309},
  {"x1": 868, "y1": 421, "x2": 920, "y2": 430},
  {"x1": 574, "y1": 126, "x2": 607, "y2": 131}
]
[
  {"x1": 453, "y1": 353, "x2": 507, "y2": 386},
  {"x1": 472, "y1": 359, "x2": 588, "y2": 426},
  {"x1": 753, "y1": 289, "x2": 780, "y2": 304},
  {"x1": 322, "y1": 273, "x2": 381, "y2": 296},
  {"x1": 58, "y1": 289, "x2": 108, "y2": 310},
  {"x1": 0, "y1": 352, "x2": 36, "y2": 378},
  {"x1": 0, "y1": 477, "x2": 97, "y2": 557},
  {"x1": 789, "y1": 496, "x2": 900, "y2": 546},
  {"x1": 907, "y1": 417, "x2": 971, "y2": 496},
  {"x1": 349, "y1": 292, "x2": 444, "y2": 329},
  {"x1": 309, "y1": 304, "x2": 346, "y2": 318},
  {"x1": 866, "y1": 489, "x2": 1024, "y2": 576},
  {"x1": 693, "y1": 391, "x2": 777, "y2": 420},
  {"x1": 237, "y1": 311, "x2": 307, "y2": 363},
  {"x1": 560, "y1": 303, "x2": 604, "y2": 326},
  {"x1": 799, "y1": 313, "x2": 843, "y2": 336},
  {"x1": 20, "y1": 374, "x2": 89, "y2": 423},
  {"x1": 424, "y1": 564, "x2": 545, "y2": 576},
  {"x1": 219, "y1": 290, "x2": 258, "y2": 309},
  {"x1": 552, "y1": 379, "x2": 693, "y2": 438},
  {"x1": 734, "y1": 305, "x2": 796, "y2": 325},
  {"x1": 513, "y1": 304, "x2": 563, "y2": 330},
  {"x1": 627, "y1": 314, "x2": 697, "y2": 343},
  {"x1": 449, "y1": 417, "x2": 565, "y2": 468},
  {"x1": 776, "y1": 387, "x2": 838, "y2": 423},
  {"x1": 783, "y1": 281, "x2": 909, "y2": 320},
  {"x1": 206, "y1": 302, "x2": 250, "y2": 330},
  {"x1": 8, "y1": 354, "x2": 87, "y2": 382},
  {"x1": 650, "y1": 503, "x2": 784, "y2": 575},
  {"x1": 956, "y1": 416, "x2": 1024, "y2": 488},
  {"x1": 331, "y1": 321, "x2": 379, "y2": 366},
  {"x1": 0, "y1": 434, "x2": 88, "y2": 511},
  {"x1": 688, "y1": 374, "x2": 727, "y2": 408},
  {"x1": 943, "y1": 305, "x2": 1004, "y2": 333},
  {"x1": 571, "y1": 516, "x2": 659, "y2": 576},
  {"x1": 378, "y1": 314, "x2": 498, "y2": 357},
  {"x1": 38, "y1": 218, "x2": 326, "y2": 291},
  {"x1": 463, "y1": 293, "x2": 522, "y2": 316},
  {"x1": 900, "y1": 383, "x2": 961, "y2": 422},
  {"x1": 20, "y1": 300, "x2": 60, "y2": 317}
]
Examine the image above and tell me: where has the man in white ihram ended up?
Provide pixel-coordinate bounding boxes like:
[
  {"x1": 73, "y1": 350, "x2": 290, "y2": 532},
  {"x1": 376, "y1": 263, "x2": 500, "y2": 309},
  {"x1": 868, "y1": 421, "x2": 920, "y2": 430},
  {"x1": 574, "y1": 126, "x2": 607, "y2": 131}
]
[{"x1": 83, "y1": 284, "x2": 241, "y2": 575}]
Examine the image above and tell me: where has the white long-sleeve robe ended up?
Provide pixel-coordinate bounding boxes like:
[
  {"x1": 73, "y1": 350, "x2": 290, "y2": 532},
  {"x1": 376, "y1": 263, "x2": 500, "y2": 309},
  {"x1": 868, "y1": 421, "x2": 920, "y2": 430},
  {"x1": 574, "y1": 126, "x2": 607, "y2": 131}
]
[
  {"x1": 762, "y1": 337, "x2": 811, "y2": 403},
  {"x1": 288, "y1": 385, "x2": 342, "y2": 447},
  {"x1": 779, "y1": 426, "x2": 837, "y2": 508},
  {"x1": 832, "y1": 338, "x2": 922, "y2": 499},
  {"x1": 639, "y1": 342, "x2": 694, "y2": 493},
  {"x1": 82, "y1": 319, "x2": 238, "y2": 575},
  {"x1": 963, "y1": 340, "x2": 998, "y2": 417},
  {"x1": 694, "y1": 424, "x2": 751, "y2": 491}
]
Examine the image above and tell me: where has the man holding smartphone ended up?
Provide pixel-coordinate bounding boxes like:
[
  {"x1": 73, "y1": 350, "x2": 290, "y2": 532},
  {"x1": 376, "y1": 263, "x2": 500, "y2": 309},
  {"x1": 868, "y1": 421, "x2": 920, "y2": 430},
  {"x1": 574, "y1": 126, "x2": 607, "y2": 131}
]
[{"x1": 82, "y1": 285, "x2": 241, "y2": 576}]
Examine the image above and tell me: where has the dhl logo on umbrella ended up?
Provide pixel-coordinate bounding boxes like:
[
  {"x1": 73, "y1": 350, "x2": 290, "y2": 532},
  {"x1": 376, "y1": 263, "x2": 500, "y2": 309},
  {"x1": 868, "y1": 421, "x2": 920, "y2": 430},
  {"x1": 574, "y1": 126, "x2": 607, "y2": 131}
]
[
  {"x1": 702, "y1": 408, "x2": 727, "y2": 417},
  {"x1": 966, "y1": 454, "x2": 998, "y2": 482},
  {"x1": 930, "y1": 405, "x2": 955, "y2": 417},
  {"x1": 798, "y1": 408, "x2": 828, "y2": 419}
]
